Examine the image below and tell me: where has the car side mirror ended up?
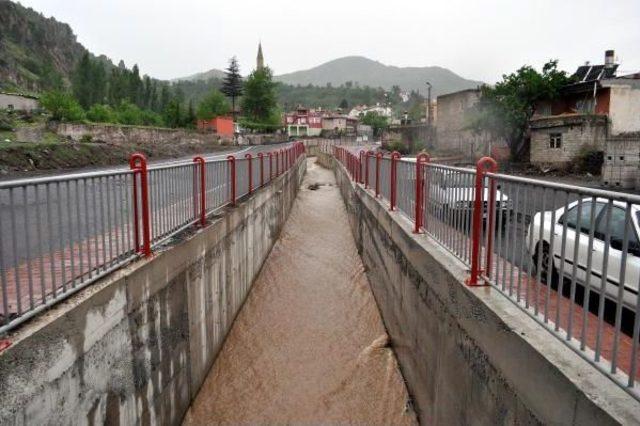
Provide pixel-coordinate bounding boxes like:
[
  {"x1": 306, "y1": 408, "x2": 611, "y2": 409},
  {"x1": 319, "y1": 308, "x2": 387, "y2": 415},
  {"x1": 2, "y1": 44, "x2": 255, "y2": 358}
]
[
  {"x1": 629, "y1": 241, "x2": 640, "y2": 257},
  {"x1": 610, "y1": 237, "x2": 624, "y2": 251}
]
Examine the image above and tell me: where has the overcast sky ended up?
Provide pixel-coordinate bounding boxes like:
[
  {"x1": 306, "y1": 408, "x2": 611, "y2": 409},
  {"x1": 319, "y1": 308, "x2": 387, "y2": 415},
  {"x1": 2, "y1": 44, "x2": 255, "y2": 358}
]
[{"x1": 18, "y1": 0, "x2": 640, "y2": 83}]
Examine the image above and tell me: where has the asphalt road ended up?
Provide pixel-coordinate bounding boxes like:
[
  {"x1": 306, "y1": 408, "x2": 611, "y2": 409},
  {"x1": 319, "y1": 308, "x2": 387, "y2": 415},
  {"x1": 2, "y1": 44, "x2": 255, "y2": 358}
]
[{"x1": 0, "y1": 142, "x2": 294, "y2": 271}]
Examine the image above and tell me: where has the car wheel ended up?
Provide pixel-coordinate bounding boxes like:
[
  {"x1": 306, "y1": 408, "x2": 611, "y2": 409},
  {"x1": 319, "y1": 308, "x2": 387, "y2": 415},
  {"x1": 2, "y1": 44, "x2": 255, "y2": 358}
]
[{"x1": 533, "y1": 242, "x2": 558, "y2": 285}]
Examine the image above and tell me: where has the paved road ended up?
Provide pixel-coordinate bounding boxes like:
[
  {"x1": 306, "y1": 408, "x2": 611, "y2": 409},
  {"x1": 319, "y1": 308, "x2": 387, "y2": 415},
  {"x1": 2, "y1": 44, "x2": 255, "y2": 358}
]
[{"x1": 0, "y1": 142, "x2": 293, "y2": 270}]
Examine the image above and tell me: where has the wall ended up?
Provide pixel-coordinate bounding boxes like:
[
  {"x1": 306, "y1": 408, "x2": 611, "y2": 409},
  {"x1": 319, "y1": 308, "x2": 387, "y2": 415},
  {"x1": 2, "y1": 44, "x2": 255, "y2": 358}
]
[
  {"x1": 331, "y1": 157, "x2": 640, "y2": 425},
  {"x1": 607, "y1": 81, "x2": 640, "y2": 135},
  {"x1": 0, "y1": 158, "x2": 306, "y2": 425},
  {"x1": 53, "y1": 122, "x2": 230, "y2": 147},
  {"x1": 0, "y1": 93, "x2": 39, "y2": 111},
  {"x1": 435, "y1": 89, "x2": 503, "y2": 158},
  {"x1": 530, "y1": 114, "x2": 607, "y2": 167}
]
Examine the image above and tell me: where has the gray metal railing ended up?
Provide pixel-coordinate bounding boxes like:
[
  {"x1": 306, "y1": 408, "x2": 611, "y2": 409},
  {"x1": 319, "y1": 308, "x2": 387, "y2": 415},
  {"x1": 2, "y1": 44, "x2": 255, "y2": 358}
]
[
  {"x1": 334, "y1": 146, "x2": 640, "y2": 401},
  {"x1": 0, "y1": 143, "x2": 304, "y2": 334}
]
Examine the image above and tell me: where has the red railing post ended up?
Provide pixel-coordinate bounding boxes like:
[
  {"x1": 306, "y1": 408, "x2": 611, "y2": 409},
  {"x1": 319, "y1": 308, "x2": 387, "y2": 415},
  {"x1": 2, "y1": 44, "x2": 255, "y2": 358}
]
[
  {"x1": 375, "y1": 152, "x2": 383, "y2": 197},
  {"x1": 193, "y1": 156, "x2": 206, "y2": 227},
  {"x1": 413, "y1": 153, "x2": 430, "y2": 234},
  {"x1": 467, "y1": 156, "x2": 498, "y2": 286},
  {"x1": 258, "y1": 153, "x2": 264, "y2": 187},
  {"x1": 364, "y1": 151, "x2": 372, "y2": 188},
  {"x1": 129, "y1": 153, "x2": 152, "y2": 257},
  {"x1": 227, "y1": 155, "x2": 236, "y2": 206},
  {"x1": 245, "y1": 153, "x2": 253, "y2": 194},
  {"x1": 275, "y1": 151, "x2": 280, "y2": 176},
  {"x1": 268, "y1": 152, "x2": 274, "y2": 180},
  {"x1": 390, "y1": 151, "x2": 401, "y2": 211},
  {"x1": 280, "y1": 149, "x2": 285, "y2": 173},
  {"x1": 359, "y1": 151, "x2": 365, "y2": 184}
]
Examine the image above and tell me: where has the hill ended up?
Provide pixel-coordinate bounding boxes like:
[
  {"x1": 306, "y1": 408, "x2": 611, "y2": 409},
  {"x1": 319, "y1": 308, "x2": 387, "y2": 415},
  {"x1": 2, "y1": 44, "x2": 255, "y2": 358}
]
[
  {"x1": 275, "y1": 56, "x2": 483, "y2": 97},
  {"x1": 0, "y1": 0, "x2": 112, "y2": 92},
  {"x1": 173, "y1": 68, "x2": 226, "y2": 82}
]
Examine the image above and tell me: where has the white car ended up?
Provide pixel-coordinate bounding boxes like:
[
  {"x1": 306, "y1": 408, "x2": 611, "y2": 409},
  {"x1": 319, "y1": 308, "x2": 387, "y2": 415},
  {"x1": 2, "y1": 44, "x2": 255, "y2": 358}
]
[
  {"x1": 527, "y1": 198, "x2": 640, "y2": 310},
  {"x1": 429, "y1": 172, "x2": 513, "y2": 224}
]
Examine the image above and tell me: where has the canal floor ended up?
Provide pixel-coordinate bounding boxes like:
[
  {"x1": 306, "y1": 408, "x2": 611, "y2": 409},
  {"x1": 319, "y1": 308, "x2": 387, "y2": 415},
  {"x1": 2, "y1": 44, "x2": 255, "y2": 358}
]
[{"x1": 182, "y1": 158, "x2": 416, "y2": 424}]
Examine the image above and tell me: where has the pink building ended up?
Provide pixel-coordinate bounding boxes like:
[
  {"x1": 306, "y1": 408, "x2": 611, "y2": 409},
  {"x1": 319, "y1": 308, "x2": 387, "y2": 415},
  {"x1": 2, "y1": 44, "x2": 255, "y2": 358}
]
[{"x1": 284, "y1": 106, "x2": 323, "y2": 137}]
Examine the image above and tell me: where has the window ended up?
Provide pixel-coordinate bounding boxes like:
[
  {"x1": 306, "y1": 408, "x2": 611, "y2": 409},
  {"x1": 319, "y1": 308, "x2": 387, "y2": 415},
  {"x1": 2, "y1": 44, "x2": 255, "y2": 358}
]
[
  {"x1": 595, "y1": 206, "x2": 640, "y2": 252},
  {"x1": 549, "y1": 133, "x2": 562, "y2": 149},
  {"x1": 560, "y1": 201, "x2": 605, "y2": 235}
]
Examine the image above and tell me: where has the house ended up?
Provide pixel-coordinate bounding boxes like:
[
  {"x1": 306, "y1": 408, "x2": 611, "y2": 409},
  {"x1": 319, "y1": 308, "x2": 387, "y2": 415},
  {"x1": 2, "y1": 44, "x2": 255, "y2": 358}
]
[
  {"x1": 348, "y1": 104, "x2": 392, "y2": 119},
  {"x1": 284, "y1": 106, "x2": 323, "y2": 137},
  {"x1": 435, "y1": 88, "x2": 501, "y2": 158},
  {"x1": 197, "y1": 116, "x2": 234, "y2": 136},
  {"x1": 530, "y1": 50, "x2": 640, "y2": 171},
  {"x1": 0, "y1": 92, "x2": 39, "y2": 112},
  {"x1": 322, "y1": 115, "x2": 358, "y2": 136}
]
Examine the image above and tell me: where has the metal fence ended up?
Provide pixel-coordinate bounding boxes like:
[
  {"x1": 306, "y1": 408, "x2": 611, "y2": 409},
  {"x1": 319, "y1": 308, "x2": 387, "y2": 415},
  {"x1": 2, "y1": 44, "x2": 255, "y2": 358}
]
[
  {"x1": 0, "y1": 142, "x2": 305, "y2": 334},
  {"x1": 334, "y1": 146, "x2": 640, "y2": 401}
]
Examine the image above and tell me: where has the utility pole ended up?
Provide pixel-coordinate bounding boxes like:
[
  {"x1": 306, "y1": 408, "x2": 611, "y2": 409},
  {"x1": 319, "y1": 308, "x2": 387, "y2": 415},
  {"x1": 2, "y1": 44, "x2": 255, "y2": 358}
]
[{"x1": 425, "y1": 82, "x2": 432, "y2": 126}]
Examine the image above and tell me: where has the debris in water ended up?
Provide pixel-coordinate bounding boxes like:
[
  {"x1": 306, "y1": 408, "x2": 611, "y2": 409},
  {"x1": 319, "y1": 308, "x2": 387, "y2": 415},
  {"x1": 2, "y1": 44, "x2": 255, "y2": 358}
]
[{"x1": 308, "y1": 183, "x2": 320, "y2": 190}]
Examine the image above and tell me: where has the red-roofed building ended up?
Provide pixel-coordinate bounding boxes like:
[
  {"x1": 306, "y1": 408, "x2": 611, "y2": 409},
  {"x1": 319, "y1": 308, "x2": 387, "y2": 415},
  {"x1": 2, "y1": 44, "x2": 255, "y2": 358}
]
[
  {"x1": 284, "y1": 106, "x2": 324, "y2": 137},
  {"x1": 197, "y1": 117, "x2": 235, "y2": 136}
]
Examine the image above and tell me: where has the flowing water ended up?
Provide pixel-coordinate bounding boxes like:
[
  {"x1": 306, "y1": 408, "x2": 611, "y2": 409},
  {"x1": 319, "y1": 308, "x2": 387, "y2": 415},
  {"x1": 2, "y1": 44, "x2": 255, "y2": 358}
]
[{"x1": 183, "y1": 159, "x2": 417, "y2": 425}]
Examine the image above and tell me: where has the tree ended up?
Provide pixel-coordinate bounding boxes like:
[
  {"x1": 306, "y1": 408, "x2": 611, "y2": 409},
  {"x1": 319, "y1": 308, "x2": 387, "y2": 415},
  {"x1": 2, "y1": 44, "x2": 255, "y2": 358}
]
[
  {"x1": 40, "y1": 91, "x2": 85, "y2": 122},
  {"x1": 196, "y1": 89, "x2": 229, "y2": 119},
  {"x1": 72, "y1": 53, "x2": 94, "y2": 109},
  {"x1": 241, "y1": 66, "x2": 279, "y2": 131},
  {"x1": 339, "y1": 98, "x2": 349, "y2": 110},
  {"x1": 470, "y1": 60, "x2": 571, "y2": 160},
  {"x1": 361, "y1": 111, "x2": 388, "y2": 137},
  {"x1": 163, "y1": 98, "x2": 182, "y2": 128},
  {"x1": 220, "y1": 57, "x2": 243, "y2": 121}
]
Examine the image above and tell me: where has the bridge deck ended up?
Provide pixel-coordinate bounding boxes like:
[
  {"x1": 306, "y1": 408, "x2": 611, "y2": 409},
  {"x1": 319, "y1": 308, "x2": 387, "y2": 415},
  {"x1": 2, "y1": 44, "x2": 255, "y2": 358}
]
[{"x1": 182, "y1": 159, "x2": 416, "y2": 424}]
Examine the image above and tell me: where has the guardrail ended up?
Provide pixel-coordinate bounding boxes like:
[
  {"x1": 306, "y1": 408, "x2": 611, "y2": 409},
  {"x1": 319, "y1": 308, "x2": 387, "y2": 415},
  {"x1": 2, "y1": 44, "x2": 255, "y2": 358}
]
[
  {"x1": 0, "y1": 142, "x2": 305, "y2": 334},
  {"x1": 334, "y1": 146, "x2": 640, "y2": 401}
]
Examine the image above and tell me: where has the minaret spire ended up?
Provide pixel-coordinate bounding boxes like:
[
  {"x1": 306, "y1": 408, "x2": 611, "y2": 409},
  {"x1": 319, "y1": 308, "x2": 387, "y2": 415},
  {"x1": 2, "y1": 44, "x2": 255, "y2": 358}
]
[{"x1": 257, "y1": 42, "x2": 264, "y2": 71}]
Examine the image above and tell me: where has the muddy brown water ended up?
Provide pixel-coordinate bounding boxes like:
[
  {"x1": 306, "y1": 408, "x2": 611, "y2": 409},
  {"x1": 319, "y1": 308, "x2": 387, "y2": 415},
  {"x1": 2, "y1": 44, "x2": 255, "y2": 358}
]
[{"x1": 183, "y1": 158, "x2": 417, "y2": 425}]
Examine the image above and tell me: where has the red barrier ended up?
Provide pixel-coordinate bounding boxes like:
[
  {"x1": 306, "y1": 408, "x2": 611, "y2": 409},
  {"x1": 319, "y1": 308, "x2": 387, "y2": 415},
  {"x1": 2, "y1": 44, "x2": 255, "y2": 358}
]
[
  {"x1": 467, "y1": 157, "x2": 498, "y2": 286},
  {"x1": 245, "y1": 153, "x2": 253, "y2": 194},
  {"x1": 258, "y1": 153, "x2": 264, "y2": 187},
  {"x1": 358, "y1": 151, "x2": 365, "y2": 184},
  {"x1": 275, "y1": 151, "x2": 280, "y2": 176},
  {"x1": 413, "y1": 153, "x2": 430, "y2": 234},
  {"x1": 193, "y1": 156, "x2": 206, "y2": 227},
  {"x1": 129, "y1": 153, "x2": 152, "y2": 257},
  {"x1": 227, "y1": 155, "x2": 236, "y2": 206},
  {"x1": 375, "y1": 152, "x2": 383, "y2": 197},
  {"x1": 364, "y1": 151, "x2": 372, "y2": 188},
  {"x1": 390, "y1": 151, "x2": 401, "y2": 211},
  {"x1": 269, "y1": 152, "x2": 274, "y2": 180},
  {"x1": 280, "y1": 149, "x2": 285, "y2": 173}
]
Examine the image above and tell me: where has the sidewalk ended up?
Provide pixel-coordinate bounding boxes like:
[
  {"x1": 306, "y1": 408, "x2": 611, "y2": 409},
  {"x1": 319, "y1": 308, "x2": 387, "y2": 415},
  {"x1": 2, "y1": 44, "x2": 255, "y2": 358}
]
[{"x1": 183, "y1": 158, "x2": 416, "y2": 424}]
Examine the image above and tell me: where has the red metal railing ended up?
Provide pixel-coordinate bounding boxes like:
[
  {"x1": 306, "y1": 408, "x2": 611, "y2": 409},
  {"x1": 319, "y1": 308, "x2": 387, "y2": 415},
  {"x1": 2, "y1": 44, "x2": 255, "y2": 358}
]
[{"x1": 129, "y1": 153, "x2": 151, "y2": 258}]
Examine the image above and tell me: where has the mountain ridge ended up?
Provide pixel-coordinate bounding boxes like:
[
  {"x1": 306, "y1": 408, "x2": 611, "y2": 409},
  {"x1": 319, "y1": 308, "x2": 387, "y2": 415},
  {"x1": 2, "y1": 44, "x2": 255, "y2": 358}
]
[{"x1": 177, "y1": 55, "x2": 484, "y2": 97}]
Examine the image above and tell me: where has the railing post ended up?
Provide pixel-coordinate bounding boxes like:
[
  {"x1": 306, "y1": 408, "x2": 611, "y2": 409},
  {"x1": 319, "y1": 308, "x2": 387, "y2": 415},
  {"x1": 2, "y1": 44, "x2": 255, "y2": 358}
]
[
  {"x1": 193, "y1": 156, "x2": 206, "y2": 227},
  {"x1": 275, "y1": 151, "x2": 280, "y2": 176},
  {"x1": 359, "y1": 151, "x2": 365, "y2": 184},
  {"x1": 390, "y1": 151, "x2": 400, "y2": 211},
  {"x1": 413, "y1": 153, "x2": 430, "y2": 234},
  {"x1": 129, "y1": 153, "x2": 152, "y2": 257},
  {"x1": 245, "y1": 153, "x2": 253, "y2": 194},
  {"x1": 280, "y1": 149, "x2": 284, "y2": 174},
  {"x1": 467, "y1": 156, "x2": 498, "y2": 286},
  {"x1": 269, "y1": 152, "x2": 274, "y2": 180},
  {"x1": 364, "y1": 151, "x2": 372, "y2": 188},
  {"x1": 258, "y1": 153, "x2": 264, "y2": 187},
  {"x1": 375, "y1": 152, "x2": 383, "y2": 197},
  {"x1": 227, "y1": 155, "x2": 236, "y2": 206}
]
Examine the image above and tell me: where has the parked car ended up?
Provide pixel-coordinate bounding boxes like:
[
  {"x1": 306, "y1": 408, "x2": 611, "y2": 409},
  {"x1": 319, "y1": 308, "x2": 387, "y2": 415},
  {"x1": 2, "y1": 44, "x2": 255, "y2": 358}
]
[
  {"x1": 527, "y1": 198, "x2": 640, "y2": 311},
  {"x1": 428, "y1": 171, "x2": 513, "y2": 225}
]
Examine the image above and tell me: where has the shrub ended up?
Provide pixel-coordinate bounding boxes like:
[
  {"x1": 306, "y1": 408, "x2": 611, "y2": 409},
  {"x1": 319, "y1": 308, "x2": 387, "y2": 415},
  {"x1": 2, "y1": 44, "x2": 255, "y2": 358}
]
[
  {"x1": 381, "y1": 139, "x2": 410, "y2": 155},
  {"x1": 86, "y1": 104, "x2": 116, "y2": 123},
  {"x1": 115, "y1": 101, "x2": 143, "y2": 125},
  {"x1": 574, "y1": 145, "x2": 603, "y2": 175},
  {"x1": 39, "y1": 91, "x2": 85, "y2": 122},
  {"x1": 80, "y1": 134, "x2": 93, "y2": 143}
]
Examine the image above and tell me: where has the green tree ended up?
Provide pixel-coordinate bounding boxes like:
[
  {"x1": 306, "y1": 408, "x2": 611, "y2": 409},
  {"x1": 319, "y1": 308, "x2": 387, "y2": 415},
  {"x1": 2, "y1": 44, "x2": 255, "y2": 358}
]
[
  {"x1": 470, "y1": 60, "x2": 571, "y2": 159},
  {"x1": 220, "y1": 56, "x2": 243, "y2": 121},
  {"x1": 361, "y1": 111, "x2": 388, "y2": 137},
  {"x1": 163, "y1": 98, "x2": 182, "y2": 128},
  {"x1": 196, "y1": 89, "x2": 230, "y2": 119},
  {"x1": 339, "y1": 98, "x2": 349, "y2": 110},
  {"x1": 86, "y1": 104, "x2": 115, "y2": 123},
  {"x1": 72, "y1": 53, "x2": 94, "y2": 109},
  {"x1": 115, "y1": 100, "x2": 143, "y2": 125},
  {"x1": 40, "y1": 91, "x2": 85, "y2": 122},
  {"x1": 241, "y1": 66, "x2": 279, "y2": 131}
]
